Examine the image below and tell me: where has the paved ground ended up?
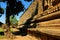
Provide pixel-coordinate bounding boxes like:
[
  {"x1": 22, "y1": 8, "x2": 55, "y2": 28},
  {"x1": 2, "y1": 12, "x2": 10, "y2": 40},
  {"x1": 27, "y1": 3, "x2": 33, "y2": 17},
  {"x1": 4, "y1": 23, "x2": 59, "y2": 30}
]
[
  {"x1": 14, "y1": 35, "x2": 38, "y2": 40},
  {"x1": 0, "y1": 34, "x2": 39, "y2": 40}
]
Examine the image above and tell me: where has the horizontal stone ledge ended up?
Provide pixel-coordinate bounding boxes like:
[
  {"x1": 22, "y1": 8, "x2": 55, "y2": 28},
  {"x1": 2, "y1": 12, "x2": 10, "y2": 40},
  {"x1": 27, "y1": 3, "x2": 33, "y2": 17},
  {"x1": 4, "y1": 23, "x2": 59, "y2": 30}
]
[
  {"x1": 38, "y1": 24, "x2": 60, "y2": 27},
  {"x1": 31, "y1": 11, "x2": 60, "y2": 23},
  {"x1": 38, "y1": 18, "x2": 60, "y2": 24},
  {"x1": 28, "y1": 27, "x2": 60, "y2": 39}
]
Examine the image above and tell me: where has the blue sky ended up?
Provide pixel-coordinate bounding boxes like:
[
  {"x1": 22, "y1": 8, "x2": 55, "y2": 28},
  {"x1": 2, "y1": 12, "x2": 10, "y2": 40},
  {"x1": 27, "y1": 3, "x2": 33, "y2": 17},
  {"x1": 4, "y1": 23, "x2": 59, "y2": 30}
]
[
  {"x1": 0, "y1": 2, "x2": 6, "y2": 23},
  {"x1": 0, "y1": 0, "x2": 32, "y2": 23}
]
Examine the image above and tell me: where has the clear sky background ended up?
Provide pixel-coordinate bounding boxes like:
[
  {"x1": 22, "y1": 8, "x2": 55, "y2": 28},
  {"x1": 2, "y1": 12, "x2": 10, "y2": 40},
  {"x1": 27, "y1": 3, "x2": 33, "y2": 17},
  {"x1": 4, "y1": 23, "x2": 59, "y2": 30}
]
[{"x1": 0, "y1": 0, "x2": 32, "y2": 23}]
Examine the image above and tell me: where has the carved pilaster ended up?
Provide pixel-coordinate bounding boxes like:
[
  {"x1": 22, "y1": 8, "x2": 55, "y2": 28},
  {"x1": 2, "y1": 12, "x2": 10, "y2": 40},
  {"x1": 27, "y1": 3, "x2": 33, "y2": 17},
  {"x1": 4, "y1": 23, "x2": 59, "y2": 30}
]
[
  {"x1": 34, "y1": 0, "x2": 43, "y2": 18},
  {"x1": 37, "y1": 0, "x2": 43, "y2": 14},
  {"x1": 44, "y1": 0, "x2": 48, "y2": 6},
  {"x1": 48, "y1": 0, "x2": 53, "y2": 9}
]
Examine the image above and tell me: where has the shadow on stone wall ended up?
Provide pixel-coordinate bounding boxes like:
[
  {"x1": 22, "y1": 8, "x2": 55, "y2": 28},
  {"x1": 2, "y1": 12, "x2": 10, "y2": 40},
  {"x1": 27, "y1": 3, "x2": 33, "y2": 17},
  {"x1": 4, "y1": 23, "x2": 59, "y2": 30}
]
[{"x1": 13, "y1": 3, "x2": 38, "y2": 36}]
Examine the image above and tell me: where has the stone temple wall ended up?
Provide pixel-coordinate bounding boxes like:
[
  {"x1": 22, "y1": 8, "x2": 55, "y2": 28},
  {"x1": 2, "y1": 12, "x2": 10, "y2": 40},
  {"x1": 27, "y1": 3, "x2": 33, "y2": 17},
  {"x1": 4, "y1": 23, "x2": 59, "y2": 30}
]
[{"x1": 18, "y1": 0, "x2": 60, "y2": 40}]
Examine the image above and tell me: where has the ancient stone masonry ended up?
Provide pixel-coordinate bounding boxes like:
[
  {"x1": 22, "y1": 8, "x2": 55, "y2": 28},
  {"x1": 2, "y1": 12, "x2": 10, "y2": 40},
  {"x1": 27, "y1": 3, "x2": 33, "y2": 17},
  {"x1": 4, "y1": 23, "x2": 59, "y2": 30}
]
[
  {"x1": 18, "y1": 0, "x2": 37, "y2": 26},
  {"x1": 34, "y1": 3, "x2": 60, "y2": 20},
  {"x1": 41, "y1": 3, "x2": 60, "y2": 16},
  {"x1": 18, "y1": 0, "x2": 60, "y2": 25},
  {"x1": 32, "y1": 0, "x2": 60, "y2": 22},
  {"x1": 18, "y1": 0, "x2": 60, "y2": 40}
]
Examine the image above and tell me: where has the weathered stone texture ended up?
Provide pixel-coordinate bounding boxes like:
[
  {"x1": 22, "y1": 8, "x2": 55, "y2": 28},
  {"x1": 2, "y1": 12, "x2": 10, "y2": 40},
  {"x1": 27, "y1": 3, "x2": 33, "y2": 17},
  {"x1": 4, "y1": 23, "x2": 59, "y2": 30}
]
[
  {"x1": 18, "y1": 0, "x2": 37, "y2": 25},
  {"x1": 18, "y1": 0, "x2": 60, "y2": 40}
]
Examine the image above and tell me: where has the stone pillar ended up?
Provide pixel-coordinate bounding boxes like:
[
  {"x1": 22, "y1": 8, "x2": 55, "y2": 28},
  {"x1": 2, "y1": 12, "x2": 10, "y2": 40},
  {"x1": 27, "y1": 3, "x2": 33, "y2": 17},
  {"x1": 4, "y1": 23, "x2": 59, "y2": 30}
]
[
  {"x1": 48, "y1": 0, "x2": 53, "y2": 9},
  {"x1": 44, "y1": 0, "x2": 48, "y2": 6},
  {"x1": 38, "y1": 0, "x2": 43, "y2": 14},
  {"x1": 34, "y1": 0, "x2": 43, "y2": 18},
  {"x1": 50, "y1": 0, "x2": 55, "y2": 6}
]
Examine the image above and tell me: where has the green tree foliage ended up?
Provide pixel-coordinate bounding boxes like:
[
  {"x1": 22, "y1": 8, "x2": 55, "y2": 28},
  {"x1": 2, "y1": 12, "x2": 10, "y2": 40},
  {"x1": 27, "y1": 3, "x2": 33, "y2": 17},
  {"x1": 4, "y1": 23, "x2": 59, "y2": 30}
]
[
  {"x1": 10, "y1": 15, "x2": 18, "y2": 25},
  {"x1": 0, "y1": 0, "x2": 4, "y2": 2},
  {"x1": 0, "y1": 0, "x2": 32, "y2": 25},
  {"x1": 0, "y1": 7, "x2": 4, "y2": 17},
  {"x1": 0, "y1": 0, "x2": 33, "y2": 36},
  {"x1": 0, "y1": 0, "x2": 25, "y2": 38},
  {"x1": 0, "y1": 6, "x2": 4, "y2": 26},
  {"x1": 6, "y1": 0, "x2": 25, "y2": 26},
  {"x1": 0, "y1": 22, "x2": 3, "y2": 26}
]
